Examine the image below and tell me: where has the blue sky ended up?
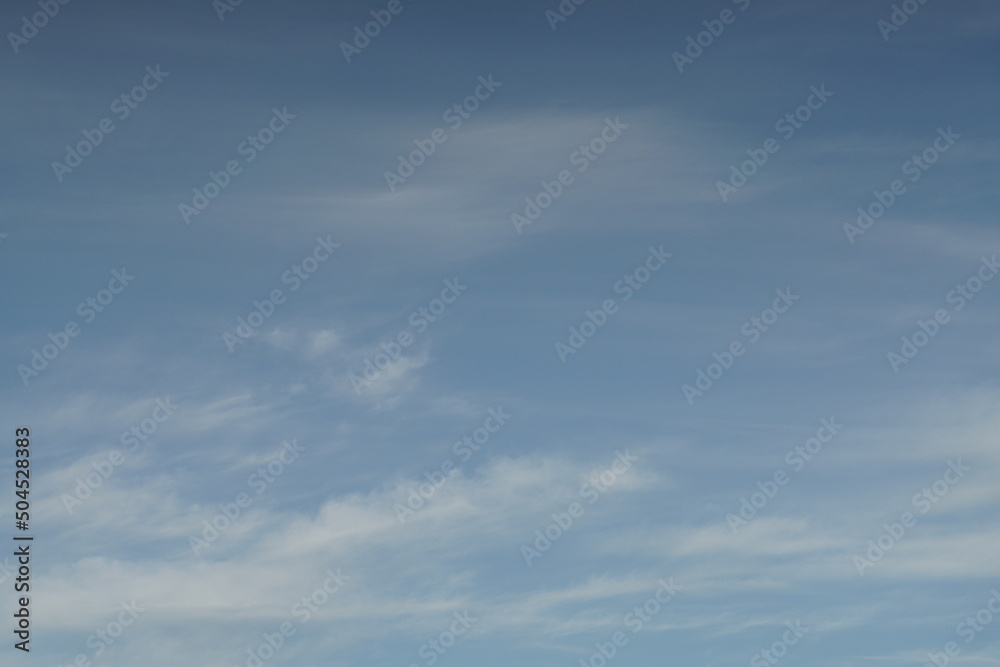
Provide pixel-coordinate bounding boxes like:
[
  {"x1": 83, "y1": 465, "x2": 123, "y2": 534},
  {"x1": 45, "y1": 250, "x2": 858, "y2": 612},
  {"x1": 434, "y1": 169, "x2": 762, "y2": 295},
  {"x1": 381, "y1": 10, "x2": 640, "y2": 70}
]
[{"x1": 3, "y1": 0, "x2": 1000, "y2": 665}]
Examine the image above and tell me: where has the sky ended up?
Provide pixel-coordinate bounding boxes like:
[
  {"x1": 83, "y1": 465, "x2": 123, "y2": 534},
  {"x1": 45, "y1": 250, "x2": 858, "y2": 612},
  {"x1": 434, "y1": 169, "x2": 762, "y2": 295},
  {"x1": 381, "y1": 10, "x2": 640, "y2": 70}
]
[{"x1": 2, "y1": 0, "x2": 1000, "y2": 665}]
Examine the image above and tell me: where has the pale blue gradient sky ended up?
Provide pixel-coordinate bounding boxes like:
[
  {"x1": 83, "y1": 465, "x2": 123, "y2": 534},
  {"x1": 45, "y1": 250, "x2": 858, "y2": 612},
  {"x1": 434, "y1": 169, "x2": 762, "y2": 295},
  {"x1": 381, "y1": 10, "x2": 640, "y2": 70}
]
[{"x1": 2, "y1": 1, "x2": 1000, "y2": 665}]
